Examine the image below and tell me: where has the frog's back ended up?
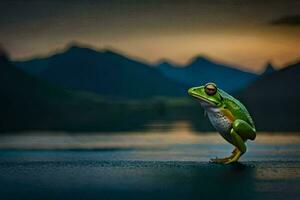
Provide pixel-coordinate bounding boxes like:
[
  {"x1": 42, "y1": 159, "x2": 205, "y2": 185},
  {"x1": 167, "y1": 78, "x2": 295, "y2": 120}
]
[{"x1": 219, "y1": 89, "x2": 255, "y2": 129}]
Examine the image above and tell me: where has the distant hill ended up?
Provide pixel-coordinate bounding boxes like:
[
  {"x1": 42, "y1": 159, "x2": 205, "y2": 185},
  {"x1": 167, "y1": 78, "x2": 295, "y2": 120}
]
[
  {"x1": 0, "y1": 52, "x2": 73, "y2": 131},
  {"x1": 1, "y1": 52, "x2": 205, "y2": 132},
  {"x1": 238, "y1": 61, "x2": 300, "y2": 131},
  {"x1": 0, "y1": 53, "x2": 148, "y2": 132},
  {"x1": 157, "y1": 56, "x2": 258, "y2": 92},
  {"x1": 11, "y1": 44, "x2": 300, "y2": 132},
  {"x1": 15, "y1": 45, "x2": 186, "y2": 99},
  {"x1": 0, "y1": 51, "x2": 69, "y2": 108},
  {"x1": 4, "y1": 46, "x2": 300, "y2": 132}
]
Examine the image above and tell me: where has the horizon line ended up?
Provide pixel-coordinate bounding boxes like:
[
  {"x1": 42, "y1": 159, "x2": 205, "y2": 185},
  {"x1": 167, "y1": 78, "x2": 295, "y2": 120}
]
[{"x1": 9, "y1": 41, "x2": 299, "y2": 75}]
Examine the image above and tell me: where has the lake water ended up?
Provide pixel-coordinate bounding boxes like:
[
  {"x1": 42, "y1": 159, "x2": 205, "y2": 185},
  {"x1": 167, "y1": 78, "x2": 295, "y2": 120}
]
[{"x1": 0, "y1": 124, "x2": 300, "y2": 200}]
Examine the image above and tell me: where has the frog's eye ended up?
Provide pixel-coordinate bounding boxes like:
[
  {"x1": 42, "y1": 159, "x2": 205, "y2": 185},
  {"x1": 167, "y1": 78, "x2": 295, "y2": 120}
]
[{"x1": 204, "y1": 83, "x2": 217, "y2": 96}]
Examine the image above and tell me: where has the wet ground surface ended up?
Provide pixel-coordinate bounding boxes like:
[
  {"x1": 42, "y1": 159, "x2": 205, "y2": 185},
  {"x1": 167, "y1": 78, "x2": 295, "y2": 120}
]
[{"x1": 0, "y1": 131, "x2": 299, "y2": 200}]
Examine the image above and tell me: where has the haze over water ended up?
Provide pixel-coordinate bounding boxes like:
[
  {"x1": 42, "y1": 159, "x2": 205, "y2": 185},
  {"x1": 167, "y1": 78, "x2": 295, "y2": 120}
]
[{"x1": 0, "y1": 121, "x2": 299, "y2": 162}]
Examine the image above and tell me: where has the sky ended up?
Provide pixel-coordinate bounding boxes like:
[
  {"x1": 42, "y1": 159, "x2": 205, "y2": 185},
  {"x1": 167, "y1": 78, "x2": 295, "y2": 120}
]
[{"x1": 0, "y1": 0, "x2": 300, "y2": 73}]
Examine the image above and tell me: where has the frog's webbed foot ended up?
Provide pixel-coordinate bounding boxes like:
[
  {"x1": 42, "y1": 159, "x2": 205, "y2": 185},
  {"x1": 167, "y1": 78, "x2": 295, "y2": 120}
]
[
  {"x1": 210, "y1": 157, "x2": 230, "y2": 164},
  {"x1": 210, "y1": 148, "x2": 239, "y2": 164},
  {"x1": 224, "y1": 150, "x2": 242, "y2": 164}
]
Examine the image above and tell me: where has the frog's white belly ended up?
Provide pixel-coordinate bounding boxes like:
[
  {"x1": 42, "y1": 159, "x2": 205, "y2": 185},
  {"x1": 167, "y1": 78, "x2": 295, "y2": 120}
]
[{"x1": 207, "y1": 109, "x2": 233, "y2": 143}]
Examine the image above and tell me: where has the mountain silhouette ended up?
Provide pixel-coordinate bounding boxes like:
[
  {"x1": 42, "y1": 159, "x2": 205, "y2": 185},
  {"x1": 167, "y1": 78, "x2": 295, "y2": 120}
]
[
  {"x1": 157, "y1": 56, "x2": 258, "y2": 92},
  {"x1": 3, "y1": 45, "x2": 300, "y2": 132},
  {"x1": 261, "y1": 62, "x2": 276, "y2": 76},
  {"x1": 0, "y1": 53, "x2": 169, "y2": 132},
  {"x1": 0, "y1": 51, "x2": 69, "y2": 105},
  {"x1": 15, "y1": 45, "x2": 186, "y2": 99},
  {"x1": 0, "y1": 52, "x2": 72, "y2": 131},
  {"x1": 239, "y1": 61, "x2": 300, "y2": 131}
]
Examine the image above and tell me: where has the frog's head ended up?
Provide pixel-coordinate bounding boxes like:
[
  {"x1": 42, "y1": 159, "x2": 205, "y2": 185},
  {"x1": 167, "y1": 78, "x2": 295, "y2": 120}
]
[{"x1": 188, "y1": 83, "x2": 223, "y2": 108}]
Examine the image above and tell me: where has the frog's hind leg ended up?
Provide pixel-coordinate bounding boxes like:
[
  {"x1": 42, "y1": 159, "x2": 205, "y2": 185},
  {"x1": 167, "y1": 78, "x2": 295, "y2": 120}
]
[
  {"x1": 224, "y1": 129, "x2": 246, "y2": 164},
  {"x1": 223, "y1": 120, "x2": 256, "y2": 164},
  {"x1": 233, "y1": 119, "x2": 256, "y2": 141},
  {"x1": 210, "y1": 119, "x2": 256, "y2": 164}
]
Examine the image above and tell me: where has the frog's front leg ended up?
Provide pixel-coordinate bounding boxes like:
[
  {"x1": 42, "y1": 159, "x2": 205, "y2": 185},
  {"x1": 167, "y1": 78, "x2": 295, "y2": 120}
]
[{"x1": 225, "y1": 119, "x2": 255, "y2": 164}]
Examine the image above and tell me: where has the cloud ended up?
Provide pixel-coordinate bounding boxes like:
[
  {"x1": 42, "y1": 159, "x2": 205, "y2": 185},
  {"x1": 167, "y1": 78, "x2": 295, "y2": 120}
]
[{"x1": 269, "y1": 15, "x2": 300, "y2": 26}]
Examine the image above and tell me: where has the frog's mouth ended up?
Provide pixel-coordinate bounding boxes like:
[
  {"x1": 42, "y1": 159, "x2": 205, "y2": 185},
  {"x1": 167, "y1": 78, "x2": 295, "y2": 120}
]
[{"x1": 190, "y1": 94, "x2": 217, "y2": 107}]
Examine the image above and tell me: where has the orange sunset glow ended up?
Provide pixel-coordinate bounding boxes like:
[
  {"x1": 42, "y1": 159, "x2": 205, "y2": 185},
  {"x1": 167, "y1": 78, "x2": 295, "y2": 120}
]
[{"x1": 1, "y1": 0, "x2": 300, "y2": 72}]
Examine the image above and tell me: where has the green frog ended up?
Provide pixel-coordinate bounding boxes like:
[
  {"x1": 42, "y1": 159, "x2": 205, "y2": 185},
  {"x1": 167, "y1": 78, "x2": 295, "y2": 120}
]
[{"x1": 188, "y1": 83, "x2": 256, "y2": 164}]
